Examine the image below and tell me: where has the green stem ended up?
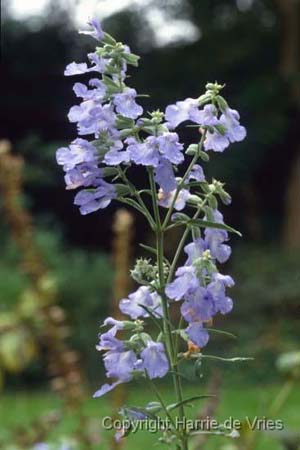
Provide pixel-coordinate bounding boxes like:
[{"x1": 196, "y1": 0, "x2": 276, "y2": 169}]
[
  {"x1": 162, "y1": 132, "x2": 206, "y2": 230},
  {"x1": 167, "y1": 197, "x2": 209, "y2": 284},
  {"x1": 148, "y1": 168, "x2": 188, "y2": 450},
  {"x1": 146, "y1": 373, "x2": 178, "y2": 433},
  {"x1": 118, "y1": 167, "x2": 155, "y2": 229}
]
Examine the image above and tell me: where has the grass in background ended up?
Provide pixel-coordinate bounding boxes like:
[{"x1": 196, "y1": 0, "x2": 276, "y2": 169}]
[{"x1": 1, "y1": 380, "x2": 299, "y2": 450}]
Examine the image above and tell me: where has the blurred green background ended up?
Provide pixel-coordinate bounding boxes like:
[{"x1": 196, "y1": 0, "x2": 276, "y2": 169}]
[{"x1": 0, "y1": 0, "x2": 299, "y2": 449}]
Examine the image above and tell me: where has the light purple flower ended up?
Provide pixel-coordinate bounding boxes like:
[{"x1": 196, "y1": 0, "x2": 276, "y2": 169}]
[
  {"x1": 181, "y1": 287, "x2": 215, "y2": 322},
  {"x1": 207, "y1": 273, "x2": 234, "y2": 315},
  {"x1": 93, "y1": 380, "x2": 122, "y2": 398},
  {"x1": 185, "y1": 322, "x2": 209, "y2": 347},
  {"x1": 126, "y1": 136, "x2": 160, "y2": 167},
  {"x1": 68, "y1": 102, "x2": 116, "y2": 137},
  {"x1": 119, "y1": 286, "x2": 162, "y2": 319},
  {"x1": 96, "y1": 328, "x2": 124, "y2": 352},
  {"x1": 74, "y1": 181, "x2": 116, "y2": 214},
  {"x1": 204, "y1": 210, "x2": 231, "y2": 263},
  {"x1": 88, "y1": 52, "x2": 110, "y2": 73},
  {"x1": 113, "y1": 88, "x2": 143, "y2": 119},
  {"x1": 189, "y1": 104, "x2": 219, "y2": 126},
  {"x1": 220, "y1": 108, "x2": 246, "y2": 143},
  {"x1": 141, "y1": 341, "x2": 169, "y2": 379},
  {"x1": 104, "y1": 139, "x2": 130, "y2": 165},
  {"x1": 104, "y1": 349, "x2": 138, "y2": 381},
  {"x1": 64, "y1": 163, "x2": 102, "y2": 190},
  {"x1": 73, "y1": 80, "x2": 106, "y2": 101},
  {"x1": 79, "y1": 17, "x2": 105, "y2": 41},
  {"x1": 56, "y1": 138, "x2": 97, "y2": 171},
  {"x1": 165, "y1": 266, "x2": 198, "y2": 301},
  {"x1": 154, "y1": 158, "x2": 176, "y2": 192},
  {"x1": 159, "y1": 188, "x2": 190, "y2": 210},
  {"x1": 156, "y1": 132, "x2": 184, "y2": 164},
  {"x1": 187, "y1": 164, "x2": 205, "y2": 182},
  {"x1": 204, "y1": 130, "x2": 230, "y2": 152},
  {"x1": 165, "y1": 98, "x2": 199, "y2": 129},
  {"x1": 64, "y1": 62, "x2": 90, "y2": 76}
]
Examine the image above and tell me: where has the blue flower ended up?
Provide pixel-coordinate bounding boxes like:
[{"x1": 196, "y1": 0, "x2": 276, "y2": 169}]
[
  {"x1": 189, "y1": 104, "x2": 219, "y2": 126},
  {"x1": 64, "y1": 163, "x2": 102, "y2": 190},
  {"x1": 73, "y1": 80, "x2": 106, "y2": 101},
  {"x1": 156, "y1": 132, "x2": 184, "y2": 164},
  {"x1": 88, "y1": 52, "x2": 110, "y2": 73},
  {"x1": 207, "y1": 273, "x2": 234, "y2": 315},
  {"x1": 74, "y1": 181, "x2": 116, "y2": 214},
  {"x1": 56, "y1": 138, "x2": 97, "y2": 171},
  {"x1": 64, "y1": 62, "x2": 90, "y2": 76},
  {"x1": 104, "y1": 146, "x2": 130, "y2": 165},
  {"x1": 93, "y1": 380, "x2": 123, "y2": 398},
  {"x1": 220, "y1": 108, "x2": 246, "y2": 143},
  {"x1": 204, "y1": 107, "x2": 246, "y2": 152},
  {"x1": 141, "y1": 341, "x2": 169, "y2": 379},
  {"x1": 187, "y1": 164, "x2": 205, "y2": 182},
  {"x1": 119, "y1": 286, "x2": 162, "y2": 320},
  {"x1": 204, "y1": 210, "x2": 231, "y2": 263},
  {"x1": 165, "y1": 98, "x2": 199, "y2": 129},
  {"x1": 79, "y1": 17, "x2": 105, "y2": 41},
  {"x1": 166, "y1": 266, "x2": 200, "y2": 301},
  {"x1": 181, "y1": 287, "x2": 215, "y2": 322},
  {"x1": 154, "y1": 158, "x2": 177, "y2": 192},
  {"x1": 159, "y1": 188, "x2": 191, "y2": 210},
  {"x1": 185, "y1": 322, "x2": 209, "y2": 348},
  {"x1": 113, "y1": 88, "x2": 143, "y2": 119},
  {"x1": 104, "y1": 349, "x2": 138, "y2": 381},
  {"x1": 204, "y1": 131, "x2": 230, "y2": 152},
  {"x1": 126, "y1": 136, "x2": 160, "y2": 167}
]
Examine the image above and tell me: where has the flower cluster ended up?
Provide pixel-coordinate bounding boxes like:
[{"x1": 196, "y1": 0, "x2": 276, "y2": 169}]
[
  {"x1": 166, "y1": 210, "x2": 234, "y2": 347},
  {"x1": 94, "y1": 316, "x2": 168, "y2": 397},
  {"x1": 56, "y1": 20, "x2": 245, "y2": 216},
  {"x1": 57, "y1": 18, "x2": 246, "y2": 446},
  {"x1": 165, "y1": 97, "x2": 246, "y2": 152}
]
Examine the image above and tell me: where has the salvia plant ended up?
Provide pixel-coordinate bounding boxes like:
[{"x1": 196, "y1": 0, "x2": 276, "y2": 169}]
[{"x1": 56, "y1": 18, "x2": 247, "y2": 450}]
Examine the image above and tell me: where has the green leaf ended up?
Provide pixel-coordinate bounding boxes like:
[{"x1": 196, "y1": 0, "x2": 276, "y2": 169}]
[
  {"x1": 199, "y1": 150, "x2": 210, "y2": 162},
  {"x1": 123, "y1": 52, "x2": 140, "y2": 66},
  {"x1": 145, "y1": 401, "x2": 163, "y2": 413},
  {"x1": 139, "y1": 244, "x2": 171, "y2": 266},
  {"x1": 205, "y1": 328, "x2": 237, "y2": 339},
  {"x1": 139, "y1": 243, "x2": 158, "y2": 255},
  {"x1": 102, "y1": 167, "x2": 119, "y2": 177},
  {"x1": 138, "y1": 304, "x2": 163, "y2": 332},
  {"x1": 171, "y1": 212, "x2": 191, "y2": 223},
  {"x1": 103, "y1": 32, "x2": 117, "y2": 45},
  {"x1": 102, "y1": 75, "x2": 120, "y2": 94},
  {"x1": 189, "y1": 219, "x2": 242, "y2": 237},
  {"x1": 115, "y1": 184, "x2": 131, "y2": 196},
  {"x1": 198, "y1": 355, "x2": 253, "y2": 363},
  {"x1": 216, "y1": 95, "x2": 229, "y2": 112},
  {"x1": 167, "y1": 395, "x2": 214, "y2": 412},
  {"x1": 119, "y1": 406, "x2": 157, "y2": 421},
  {"x1": 116, "y1": 115, "x2": 135, "y2": 129},
  {"x1": 186, "y1": 144, "x2": 199, "y2": 155},
  {"x1": 208, "y1": 195, "x2": 218, "y2": 210}
]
